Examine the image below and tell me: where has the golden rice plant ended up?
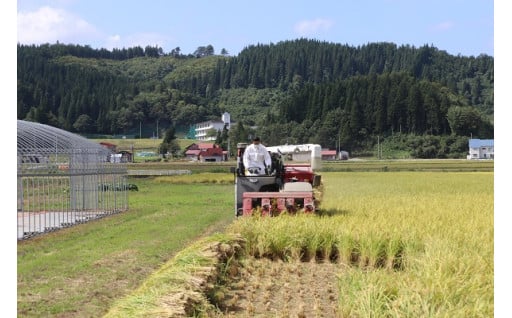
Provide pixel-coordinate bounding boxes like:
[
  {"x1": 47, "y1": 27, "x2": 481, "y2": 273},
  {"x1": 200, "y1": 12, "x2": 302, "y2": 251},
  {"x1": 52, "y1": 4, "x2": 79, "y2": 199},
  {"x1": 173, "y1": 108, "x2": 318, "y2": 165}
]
[
  {"x1": 152, "y1": 173, "x2": 233, "y2": 184},
  {"x1": 227, "y1": 171, "x2": 493, "y2": 317}
]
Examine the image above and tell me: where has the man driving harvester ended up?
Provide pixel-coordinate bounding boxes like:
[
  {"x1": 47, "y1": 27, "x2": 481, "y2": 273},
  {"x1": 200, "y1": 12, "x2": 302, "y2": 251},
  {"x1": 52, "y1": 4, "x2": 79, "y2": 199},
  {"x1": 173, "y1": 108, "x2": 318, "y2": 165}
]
[{"x1": 243, "y1": 136, "x2": 272, "y2": 176}]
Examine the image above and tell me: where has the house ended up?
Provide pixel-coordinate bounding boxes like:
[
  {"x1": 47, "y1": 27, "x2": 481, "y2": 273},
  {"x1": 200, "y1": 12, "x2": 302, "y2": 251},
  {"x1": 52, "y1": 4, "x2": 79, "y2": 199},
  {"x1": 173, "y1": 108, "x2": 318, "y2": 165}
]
[
  {"x1": 185, "y1": 143, "x2": 208, "y2": 161},
  {"x1": 194, "y1": 112, "x2": 231, "y2": 141},
  {"x1": 199, "y1": 146, "x2": 224, "y2": 162},
  {"x1": 467, "y1": 139, "x2": 494, "y2": 159},
  {"x1": 99, "y1": 142, "x2": 117, "y2": 152},
  {"x1": 108, "y1": 150, "x2": 132, "y2": 163},
  {"x1": 185, "y1": 149, "x2": 202, "y2": 161},
  {"x1": 118, "y1": 150, "x2": 133, "y2": 163},
  {"x1": 185, "y1": 143, "x2": 224, "y2": 162},
  {"x1": 321, "y1": 150, "x2": 337, "y2": 161},
  {"x1": 320, "y1": 149, "x2": 349, "y2": 160}
]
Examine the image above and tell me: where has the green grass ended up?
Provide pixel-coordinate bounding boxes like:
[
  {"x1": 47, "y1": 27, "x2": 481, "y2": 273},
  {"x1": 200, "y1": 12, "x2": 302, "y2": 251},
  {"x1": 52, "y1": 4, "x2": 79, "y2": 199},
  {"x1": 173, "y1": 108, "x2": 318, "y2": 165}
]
[
  {"x1": 91, "y1": 138, "x2": 200, "y2": 163},
  {"x1": 127, "y1": 161, "x2": 235, "y2": 173},
  {"x1": 322, "y1": 158, "x2": 494, "y2": 172},
  {"x1": 124, "y1": 158, "x2": 492, "y2": 174},
  {"x1": 102, "y1": 232, "x2": 243, "y2": 318},
  {"x1": 92, "y1": 138, "x2": 192, "y2": 150},
  {"x1": 17, "y1": 177, "x2": 235, "y2": 318}
]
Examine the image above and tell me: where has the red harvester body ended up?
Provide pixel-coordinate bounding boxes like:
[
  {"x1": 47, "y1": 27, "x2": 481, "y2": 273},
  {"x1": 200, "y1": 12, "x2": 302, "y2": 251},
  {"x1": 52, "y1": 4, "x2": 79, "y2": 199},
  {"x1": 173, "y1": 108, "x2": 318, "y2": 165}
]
[{"x1": 231, "y1": 143, "x2": 322, "y2": 217}]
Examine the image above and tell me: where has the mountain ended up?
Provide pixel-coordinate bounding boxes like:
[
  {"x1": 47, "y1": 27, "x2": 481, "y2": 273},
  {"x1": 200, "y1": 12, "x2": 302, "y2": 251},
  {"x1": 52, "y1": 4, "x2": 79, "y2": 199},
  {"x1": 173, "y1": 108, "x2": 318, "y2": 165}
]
[{"x1": 17, "y1": 39, "x2": 493, "y2": 156}]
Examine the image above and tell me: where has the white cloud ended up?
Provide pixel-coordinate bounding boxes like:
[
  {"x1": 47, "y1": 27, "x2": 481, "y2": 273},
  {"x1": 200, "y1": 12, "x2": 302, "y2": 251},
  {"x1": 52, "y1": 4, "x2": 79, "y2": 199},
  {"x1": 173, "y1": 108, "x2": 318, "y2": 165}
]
[
  {"x1": 17, "y1": 6, "x2": 99, "y2": 45},
  {"x1": 105, "y1": 34, "x2": 121, "y2": 49},
  {"x1": 17, "y1": 6, "x2": 169, "y2": 50},
  {"x1": 103, "y1": 32, "x2": 169, "y2": 50},
  {"x1": 294, "y1": 18, "x2": 334, "y2": 37}
]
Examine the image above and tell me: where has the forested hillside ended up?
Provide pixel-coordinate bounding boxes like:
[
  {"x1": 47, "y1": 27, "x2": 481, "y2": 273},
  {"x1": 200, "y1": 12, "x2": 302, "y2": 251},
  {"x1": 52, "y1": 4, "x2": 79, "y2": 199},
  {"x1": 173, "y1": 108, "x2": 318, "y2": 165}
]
[{"x1": 17, "y1": 39, "x2": 493, "y2": 158}]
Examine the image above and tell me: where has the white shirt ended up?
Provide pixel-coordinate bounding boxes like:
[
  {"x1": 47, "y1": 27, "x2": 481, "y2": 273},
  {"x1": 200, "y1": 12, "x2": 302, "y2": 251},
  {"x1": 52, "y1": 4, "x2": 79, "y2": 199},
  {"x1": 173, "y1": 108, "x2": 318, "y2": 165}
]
[{"x1": 243, "y1": 143, "x2": 272, "y2": 175}]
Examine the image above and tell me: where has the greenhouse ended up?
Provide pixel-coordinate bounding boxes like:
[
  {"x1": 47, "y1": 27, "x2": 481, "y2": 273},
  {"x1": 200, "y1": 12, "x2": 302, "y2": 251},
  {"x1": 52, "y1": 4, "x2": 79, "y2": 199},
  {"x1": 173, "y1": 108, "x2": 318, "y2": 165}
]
[{"x1": 17, "y1": 120, "x2": 128, "y2": 240}]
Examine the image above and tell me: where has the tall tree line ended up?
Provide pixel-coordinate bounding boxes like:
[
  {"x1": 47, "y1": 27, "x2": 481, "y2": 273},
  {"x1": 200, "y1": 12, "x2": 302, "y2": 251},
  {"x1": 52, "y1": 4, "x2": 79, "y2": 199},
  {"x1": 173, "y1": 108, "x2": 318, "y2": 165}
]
[
  {"x1": 207, "y1": 39, "x2": 493, "y2": 114},
  {"x1": 17, "y1": 40, "x2": 493, "y2": 154}
]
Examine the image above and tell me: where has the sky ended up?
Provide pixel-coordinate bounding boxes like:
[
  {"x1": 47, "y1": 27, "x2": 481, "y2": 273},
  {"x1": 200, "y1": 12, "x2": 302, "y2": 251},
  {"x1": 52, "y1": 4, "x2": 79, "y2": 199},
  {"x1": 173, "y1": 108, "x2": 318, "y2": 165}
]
[{"x1": 15, "y1": 0, "x2": 495, "y2": 57}]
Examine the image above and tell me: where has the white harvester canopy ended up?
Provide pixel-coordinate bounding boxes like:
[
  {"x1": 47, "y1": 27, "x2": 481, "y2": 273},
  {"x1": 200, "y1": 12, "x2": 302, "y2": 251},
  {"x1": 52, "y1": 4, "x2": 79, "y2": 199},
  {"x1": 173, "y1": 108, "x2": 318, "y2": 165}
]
[{"x1": 266, "y1": 144, "x2": 322, "y2": 171}]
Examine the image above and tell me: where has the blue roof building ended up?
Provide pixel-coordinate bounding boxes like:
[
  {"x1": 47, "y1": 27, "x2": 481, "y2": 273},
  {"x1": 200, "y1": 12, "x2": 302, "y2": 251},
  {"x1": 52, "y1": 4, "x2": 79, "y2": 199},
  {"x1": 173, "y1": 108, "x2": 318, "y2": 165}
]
[{"x1": 467, "y1": 139, "x2": 494, "y2": 159}]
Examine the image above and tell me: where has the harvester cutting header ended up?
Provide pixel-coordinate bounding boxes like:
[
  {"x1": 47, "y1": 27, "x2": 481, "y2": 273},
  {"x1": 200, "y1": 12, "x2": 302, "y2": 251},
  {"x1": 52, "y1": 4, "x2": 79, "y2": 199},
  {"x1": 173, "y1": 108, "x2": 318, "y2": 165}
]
[{"x1": 231, "y1": 138, "x2": 322, "y2": 217}]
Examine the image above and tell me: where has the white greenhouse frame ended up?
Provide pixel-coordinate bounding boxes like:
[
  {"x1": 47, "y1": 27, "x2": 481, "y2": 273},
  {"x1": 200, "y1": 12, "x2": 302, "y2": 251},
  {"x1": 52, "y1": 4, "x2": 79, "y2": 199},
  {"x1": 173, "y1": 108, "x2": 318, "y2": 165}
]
[{"x1": 17, "y1": 120, "x2": 128, "y2": 240}]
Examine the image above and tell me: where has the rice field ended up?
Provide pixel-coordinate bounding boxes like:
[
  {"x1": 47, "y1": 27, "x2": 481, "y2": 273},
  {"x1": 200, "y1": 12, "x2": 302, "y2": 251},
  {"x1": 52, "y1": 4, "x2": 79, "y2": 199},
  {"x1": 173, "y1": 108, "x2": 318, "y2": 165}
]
[
  {"x1": 224, "y1": 171, "x2": 494, "y2": 317},
  {"x1": 105, "y1": 170, "x2": 493, "y2": 317}
]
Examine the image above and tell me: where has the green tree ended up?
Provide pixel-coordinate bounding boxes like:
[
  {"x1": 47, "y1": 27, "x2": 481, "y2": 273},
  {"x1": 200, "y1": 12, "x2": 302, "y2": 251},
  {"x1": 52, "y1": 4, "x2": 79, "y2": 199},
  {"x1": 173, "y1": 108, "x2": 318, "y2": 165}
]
[
  {"x1": 446, "y1": 106, "x2": 482, "y2": 137},
  {"x1": 159, "y1": 125, "x2": 180, "y2": 158},
  {"x1": 73, "y1": 114, "x2": 94, "y2": 133},
  {"x1": 193, "y1": 45, "x2": 215, "y2": 57},
  {"x1": 228, "y1": 121, "x2": 250, "y2": 153},
  {"x1": 215, "y1": 123, "x2": 230, "y2": 150},
  {"x1": 206, "y1": 128, "x2": 218, "y2": 139}
]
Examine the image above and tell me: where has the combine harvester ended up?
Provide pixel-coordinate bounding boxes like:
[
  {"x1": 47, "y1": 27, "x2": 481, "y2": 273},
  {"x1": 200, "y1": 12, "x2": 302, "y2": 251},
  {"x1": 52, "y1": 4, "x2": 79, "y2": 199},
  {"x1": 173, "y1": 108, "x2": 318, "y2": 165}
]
[{"x1": 231, "y1": 143, "x2": 322, "y2": 217}]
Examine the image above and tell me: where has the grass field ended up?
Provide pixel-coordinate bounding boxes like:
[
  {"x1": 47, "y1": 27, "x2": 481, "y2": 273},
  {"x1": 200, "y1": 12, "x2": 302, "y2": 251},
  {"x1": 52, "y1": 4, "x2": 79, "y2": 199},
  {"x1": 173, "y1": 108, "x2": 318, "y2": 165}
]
[
  {"x1": 124, "y1": 158, "x2": 494, "y2": 174},
  {"x1": 17, "y1": 160, "x2": 494, "y2": 317},
  {"x1": 92, "y1": 138, "x2": 199, "y2": 163},
  {"x1": 17, "y1": 177, "x2": 234, "y2": 318}
]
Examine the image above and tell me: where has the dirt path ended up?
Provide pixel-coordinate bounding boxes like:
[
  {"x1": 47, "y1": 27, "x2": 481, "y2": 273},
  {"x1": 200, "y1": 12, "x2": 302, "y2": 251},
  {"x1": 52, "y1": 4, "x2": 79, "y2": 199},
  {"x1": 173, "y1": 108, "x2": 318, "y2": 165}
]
[{"x1": 212, "y1": 257, "x2": 342, "y2": 317}]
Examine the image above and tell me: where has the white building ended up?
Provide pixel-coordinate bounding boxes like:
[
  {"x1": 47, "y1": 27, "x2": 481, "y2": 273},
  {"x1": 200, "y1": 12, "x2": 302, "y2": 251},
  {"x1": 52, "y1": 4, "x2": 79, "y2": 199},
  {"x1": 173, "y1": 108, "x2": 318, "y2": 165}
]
[
  {"x1": 467, "y1": 139, "x2": 494, "y2": 159},
  {"x1": 194, "y1": 112, "x2": 231, "y2": 141}
]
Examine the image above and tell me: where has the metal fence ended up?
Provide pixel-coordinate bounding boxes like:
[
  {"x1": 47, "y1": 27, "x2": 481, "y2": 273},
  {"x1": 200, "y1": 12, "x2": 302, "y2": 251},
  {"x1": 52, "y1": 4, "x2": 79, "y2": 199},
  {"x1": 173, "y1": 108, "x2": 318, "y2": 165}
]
[{"x1": 17, "y1": 120, "x2": 128, "y2": 240}]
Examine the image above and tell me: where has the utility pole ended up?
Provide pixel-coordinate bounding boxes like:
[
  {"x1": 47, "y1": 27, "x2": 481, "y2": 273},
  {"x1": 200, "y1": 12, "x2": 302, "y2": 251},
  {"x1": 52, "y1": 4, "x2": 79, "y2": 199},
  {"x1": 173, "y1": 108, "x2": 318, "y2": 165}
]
[
  {"x1": 227, "y1": 137, "x2": 230, "y2": 160},
  {"x1": 377, "y1": 135, "x2": 380, "y2": 160},
  {"x1": 337, "y1": 133, "x2": 341, "y2": 159}
]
